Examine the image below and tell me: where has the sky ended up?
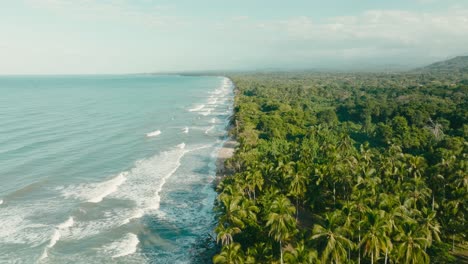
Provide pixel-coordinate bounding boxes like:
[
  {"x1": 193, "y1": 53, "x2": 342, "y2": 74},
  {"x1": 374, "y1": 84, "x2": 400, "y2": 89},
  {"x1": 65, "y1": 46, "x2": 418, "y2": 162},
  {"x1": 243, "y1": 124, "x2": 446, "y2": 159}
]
[{"x1": 1, "y1": 0, "x2": 468, "y2": 74}]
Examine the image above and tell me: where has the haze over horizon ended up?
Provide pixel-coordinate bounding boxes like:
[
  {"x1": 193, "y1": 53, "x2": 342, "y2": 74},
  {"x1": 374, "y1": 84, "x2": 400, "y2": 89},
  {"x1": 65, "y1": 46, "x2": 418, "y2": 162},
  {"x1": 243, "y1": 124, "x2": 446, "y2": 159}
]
[{"x1": 1, "y1": 0, "x2": 468, "y2": 74}]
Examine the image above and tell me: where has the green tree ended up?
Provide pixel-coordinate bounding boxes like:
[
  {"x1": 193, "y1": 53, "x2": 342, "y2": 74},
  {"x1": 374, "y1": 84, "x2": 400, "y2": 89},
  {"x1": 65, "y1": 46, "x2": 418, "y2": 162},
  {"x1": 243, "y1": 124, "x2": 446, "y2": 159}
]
[
  {"x1": 395, "y1": 222, "x2": 430, "y2": 264},
  {"x1": 287, "y1": 166, "x2": 309, "y2": 220},
  {"x1": 213, "y1": 243, "x2": 245, "y2": 264},
  {"x1": 266, "y1": 196, "x2": 297, "y2": 264},
  {"x1": 312, "y1": 211, "x2": 353, "y2": 263},
  {"x1": 216, "y1": 224, "x2": 241, "y2": 246},
  {"x1": 284, "y1": 240, "x2": 319, "y2": 264},
  {"x1": 359, "y1": 210, "x2": 392, "y2": 264}
]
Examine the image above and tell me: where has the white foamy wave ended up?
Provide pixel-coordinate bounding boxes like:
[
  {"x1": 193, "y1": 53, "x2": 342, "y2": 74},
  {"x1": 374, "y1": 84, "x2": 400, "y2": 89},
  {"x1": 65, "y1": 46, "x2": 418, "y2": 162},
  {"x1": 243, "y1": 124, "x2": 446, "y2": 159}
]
[
  {"x1": 58, "y1": 143, "x2": 189, "y2": 241},
  {"x1": 101, "y1": 233, "x2": 139, "y2": 258},
  {"x1": 106, "y1": 143, "x2": 189, "y2": 214},
  {"x1": 88, "y1": 173, "x2": 127, "y2": 203},
  {"x1": 121, "y1": 209, "x2": 144, "y2": 225},
  {"x1": 212, "y1": 88, "x2": 223, "y2": 95},
  {"x1": 60, "y1": 172, "x2": 128, "y2": 203},
  {"x1": 182, "y1": 127, "x2": 189, "y2": 134},
  {"x1": 39, "y1": 217, "x2": 74, "y2": 261},
  {"x1": 210, "y1": 118, "x2": 217, "y2": 124},
  {"x1": 148, "y1": 145, "x2": 187, "y2": 211},
  {"x1": 200, "y1": 109, "x2": 213, "y2": 116},
  {"x1": 58, "y1": 216, "x2": 74, "y2": 229},
  {"x1": 205, "y1": 126, "x2": 215, "y2": 134},
  {"x1": 207, "y1": 97, "x2": 218, "y2": 105},
  {"x1": 0, "y1": 200, "x2": 3, "y2": 205},
  {"x1": 64, "y1": 209, "x2": 136, "y2": 240},
  {"x1": 146, "y1": 130, "x2": 161, "y2": 137},
  {"x1": 188, "y1": 104, "x2": 205, "y2": 112},
  {"x1": 0, "y1": 202, "x2": 59, "y2": 246}
]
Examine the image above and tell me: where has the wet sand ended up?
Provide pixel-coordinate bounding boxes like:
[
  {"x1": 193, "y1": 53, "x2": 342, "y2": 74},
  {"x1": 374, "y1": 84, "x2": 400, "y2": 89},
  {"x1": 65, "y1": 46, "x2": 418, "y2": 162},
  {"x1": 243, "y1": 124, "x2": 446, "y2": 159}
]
[{"x1": 214, "y1": 139, "x2": 238, "y2": 186}]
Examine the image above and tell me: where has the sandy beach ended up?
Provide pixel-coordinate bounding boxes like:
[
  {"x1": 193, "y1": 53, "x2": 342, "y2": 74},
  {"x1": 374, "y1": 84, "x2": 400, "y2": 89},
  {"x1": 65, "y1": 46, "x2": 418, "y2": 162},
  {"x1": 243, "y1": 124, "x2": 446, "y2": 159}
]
[{"x1": 214, "y1": 139, "x2": 238, "y2": 186}]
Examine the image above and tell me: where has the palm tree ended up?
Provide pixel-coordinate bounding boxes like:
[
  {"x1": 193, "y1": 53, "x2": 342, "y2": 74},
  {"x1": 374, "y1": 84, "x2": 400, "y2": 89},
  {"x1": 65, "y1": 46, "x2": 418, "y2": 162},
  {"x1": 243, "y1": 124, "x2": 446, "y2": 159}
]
[
  {"x1": 240, "y1": 198, "x2": 260, "y2": 226},
  {"x1": 407, "y1": 155, "x2": 426, "y2": 179},
  {"x1": 284, "y1": 240, "x2": 319, "y2": 264},
  {"x1": 403, "y1": 177, "x2": 431, "y2": 210},
  {"x1": 245, "y1": 169, "x2": 264, "y2": 200},
  {"x1": 219, "y1": 195, "x2": 247, "y2": 228},
  {"x1": 359, "y1": 210, "x2": 392, "y2": 264},
  {"x1": 213, "y1": 242, "x2": 245, "y2": 264},
  {"x1": 218, "y1": 194, "x2": 259, "y2": 229},
  {"x1": 394, "y1": 222, "x2": 430, "y2": 264},
  {"x1": 287, "y1": 167, "x2": 309, "y2": 220},
  {"x1": 266, "y1": 195, "x2": 296, "y2": 264},
  {"x1": 349, "y1": 187, "x2": 371, "y2": 264},
  {"x1": 416, "y1": 208, "x2": 441, "y2": 250},
  {"x1": 216, "y1": 224, "x2": 241, "y2": 246},
  {"x1": 218, "y1": 184, "x2": 243, "y2": 206},
  {"x1": 311, "y1": 211, "x2": 353, "y2": 263},
  {"x1": 275, "y1": 160, "x2": 296, "y2": 188},
  {"x1": 246, "y1": 242, "x2": 273, "y2": 264}
]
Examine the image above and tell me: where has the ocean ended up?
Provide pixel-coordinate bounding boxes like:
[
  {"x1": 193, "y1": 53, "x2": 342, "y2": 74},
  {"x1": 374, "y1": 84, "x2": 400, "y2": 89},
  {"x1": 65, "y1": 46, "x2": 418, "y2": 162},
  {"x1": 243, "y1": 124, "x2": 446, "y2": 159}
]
[{"x1": 0, "y1": 75, "x2": 233, "y2": 263}]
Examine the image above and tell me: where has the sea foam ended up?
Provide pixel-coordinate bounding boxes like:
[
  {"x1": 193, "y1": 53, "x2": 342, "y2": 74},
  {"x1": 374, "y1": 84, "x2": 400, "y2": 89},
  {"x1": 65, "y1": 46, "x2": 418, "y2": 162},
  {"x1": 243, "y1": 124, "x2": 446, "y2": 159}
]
[
  {"x1": 102, "y1": 233, "x2": 140, "y2": 258},
  {"x1": 0, "y1": 201, "x2": 58, "y2": 246},
  {"x1": 39, "y1": 217, "x2": 74, "y2": 261},
  {"x1": 188, "y1": 104, "x2": 205, "y2": 112},
  {"x1": 60, "y1": 172, "x2": 128, "y2": 203},
  {"x1": 64, "y1": 208, "x2": 140, "y2": 241},
  {"x1": 59, "y1": 143, "x2": 189, "y2": 234},
  {"x1": 205, "y1": 126, "x2": 215, "y2": 134},
  {"x1": 146, "y1": 130, "x2": 161, "y2": 137}
]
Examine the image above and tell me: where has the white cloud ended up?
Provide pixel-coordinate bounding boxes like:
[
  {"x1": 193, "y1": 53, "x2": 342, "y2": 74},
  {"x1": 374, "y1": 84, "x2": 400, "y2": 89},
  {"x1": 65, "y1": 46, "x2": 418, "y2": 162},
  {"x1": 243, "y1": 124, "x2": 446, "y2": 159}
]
[
  {"x1": 4, "y1": 1, "x2": 468, "y2": 73},
  {"x1": 25, "y1": 0, "x2": 179, "y2": 28},
  {"x1": 246, "y1": 8, "x2": 468, "y2": 64}
]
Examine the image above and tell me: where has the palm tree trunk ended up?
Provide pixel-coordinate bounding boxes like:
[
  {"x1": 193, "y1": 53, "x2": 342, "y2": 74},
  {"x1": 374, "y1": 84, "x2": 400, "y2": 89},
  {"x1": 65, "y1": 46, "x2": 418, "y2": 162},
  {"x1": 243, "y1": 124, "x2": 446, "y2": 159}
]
[
  {"x1": 358, "y1": 223, "x2": 361, "y2": 264},
  {"x1": 296, "y1": 197, "x2": 299, "y2": 221},
  {"x1": 452, "y1": 233, "x2": 455, "y2": 252},
  {"x1": 371, "y1": 253, "x2": 373, "y2": 264},
  {"x1": 348, "y1": 247, "x2": 351, "y2": 262},
  {"x1": 432, "y1": 194, "x2": 435, "y2": 211},
  {"x1": 280, "y1": 240, "x2": 284, "y2": 264},
  {"x1": 385, "y1": 248, "x2": 388, "y2": 264},
  {"x1": 333, "y1": 182, "x2": 336, "y2": 208}
]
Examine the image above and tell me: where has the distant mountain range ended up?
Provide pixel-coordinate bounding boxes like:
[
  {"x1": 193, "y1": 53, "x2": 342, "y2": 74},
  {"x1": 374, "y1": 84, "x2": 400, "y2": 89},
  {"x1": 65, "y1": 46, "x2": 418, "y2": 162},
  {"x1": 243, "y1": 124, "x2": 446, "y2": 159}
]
[
  {"x1": 415, "y1": 56, "x2": 468, "y2": 74},
  {"x1": 161, "y1": 55, "x2": 468, "y2": 76}
]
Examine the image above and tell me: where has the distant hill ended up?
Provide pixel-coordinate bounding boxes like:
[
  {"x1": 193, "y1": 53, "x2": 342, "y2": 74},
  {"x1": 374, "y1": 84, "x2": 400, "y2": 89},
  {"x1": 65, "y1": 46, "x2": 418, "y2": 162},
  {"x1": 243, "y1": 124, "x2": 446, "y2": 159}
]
[{"x1": 415, "y1": 56, "x2": 468, "y2": 74}]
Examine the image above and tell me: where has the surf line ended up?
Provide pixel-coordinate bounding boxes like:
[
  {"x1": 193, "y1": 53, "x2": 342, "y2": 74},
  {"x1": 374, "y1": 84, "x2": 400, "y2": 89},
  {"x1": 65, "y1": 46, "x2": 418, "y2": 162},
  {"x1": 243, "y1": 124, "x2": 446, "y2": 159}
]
[
  {"x1": 188, "y1": 104, "x2": 205, "y2": 112},
  {"x1": 146, "y1": 130, "x2": 161, "y2": 137},
  {"x1": 107, "y1": 233, "x2": 140, "y2": 258},
  {"x1": 39, "y1": 217, "x2": 74, "y2": 261},
  {"x1": 88, "y1": 172, "x2": 128, "y2": 203},
  {"x1": 150, "y1": 143, "x2": 187, "y2": 211}
]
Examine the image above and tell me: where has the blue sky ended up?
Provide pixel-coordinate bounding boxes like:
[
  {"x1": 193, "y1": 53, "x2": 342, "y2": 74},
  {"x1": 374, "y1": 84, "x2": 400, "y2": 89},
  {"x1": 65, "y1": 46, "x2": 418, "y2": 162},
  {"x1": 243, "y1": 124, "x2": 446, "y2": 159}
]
[{"x1": 1, "y1": 0, "x2": 467, "y2": 74}]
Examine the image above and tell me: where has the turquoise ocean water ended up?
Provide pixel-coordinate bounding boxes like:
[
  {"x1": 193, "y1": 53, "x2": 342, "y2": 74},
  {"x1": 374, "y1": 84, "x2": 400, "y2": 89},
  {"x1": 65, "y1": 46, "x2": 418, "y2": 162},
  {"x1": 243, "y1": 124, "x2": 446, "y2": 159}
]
[{"x1": 0, "y1": 75, "x2": 233, "y2": 263}]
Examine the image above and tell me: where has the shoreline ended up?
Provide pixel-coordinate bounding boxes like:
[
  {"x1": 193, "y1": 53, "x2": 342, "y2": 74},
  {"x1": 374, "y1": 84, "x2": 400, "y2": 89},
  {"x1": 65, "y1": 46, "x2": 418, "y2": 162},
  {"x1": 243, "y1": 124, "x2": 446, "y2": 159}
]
[
  {"x1": 214, "y1": 76, "x2": 238, "y2": 187},
  {"x1": 214, "y1": 138, "x2": 238, "y2": 186}
]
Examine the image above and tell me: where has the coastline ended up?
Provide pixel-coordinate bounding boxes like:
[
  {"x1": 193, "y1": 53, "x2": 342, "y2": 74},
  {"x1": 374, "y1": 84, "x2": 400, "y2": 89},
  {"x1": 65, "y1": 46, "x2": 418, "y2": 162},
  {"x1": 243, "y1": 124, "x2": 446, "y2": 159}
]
[
  {"x1": 214, "y1": 139, "x2": 237, "y2": 186},
  {"x1": 214, "y1": 76, "x2": 238, "y2": 187},
  {"x1": 192, "y1": 77, "x2": 237, "y2": 263}
]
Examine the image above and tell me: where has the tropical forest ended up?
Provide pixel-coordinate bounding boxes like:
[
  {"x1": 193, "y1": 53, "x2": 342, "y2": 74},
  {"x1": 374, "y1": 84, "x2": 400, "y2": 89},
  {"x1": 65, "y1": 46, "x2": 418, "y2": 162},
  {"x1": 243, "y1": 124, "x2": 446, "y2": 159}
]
[{"x1": 213, "y1": 57, "x2": 467, "y2": 263}]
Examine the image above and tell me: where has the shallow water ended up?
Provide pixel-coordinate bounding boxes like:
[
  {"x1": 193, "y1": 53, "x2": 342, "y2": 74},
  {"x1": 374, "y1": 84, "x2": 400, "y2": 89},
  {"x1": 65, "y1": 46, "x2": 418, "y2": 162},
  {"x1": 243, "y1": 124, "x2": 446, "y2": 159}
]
[{"x1": 0, "y1": 75, "x2": 233, "y2": 263}]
